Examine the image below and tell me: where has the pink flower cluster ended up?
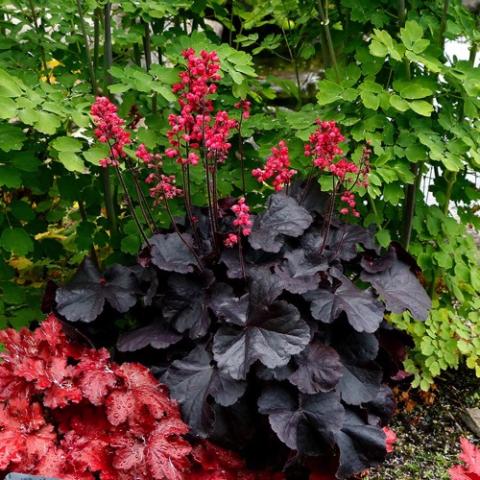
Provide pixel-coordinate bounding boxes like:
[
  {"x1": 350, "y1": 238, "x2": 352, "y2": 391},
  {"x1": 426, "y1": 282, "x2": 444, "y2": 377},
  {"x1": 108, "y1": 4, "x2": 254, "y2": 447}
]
[
  {"x1": 252, "y1": 141, "x2": 297, "y2": 191},
  {"x1": 91, "y1": 97, "x2": 131, "y2": 168},
  {"x1": 167, "y1": 49, "x2": 238, "y2": 166},
  {"x1": 146, "y1": 172, "x2": 182, "y2": 203},
  {"x1": 135, "y1": 143, "x2": 152, "y2": 164},
  {"x1": 224, "y1": 197, "x2": 252, "y2": 247},
  {"x1": 305, "y1": 120, "x2": 344, "y2": 170},
  {"x1": 235, "y1": 100, "x2": 251, "y2": 120}
]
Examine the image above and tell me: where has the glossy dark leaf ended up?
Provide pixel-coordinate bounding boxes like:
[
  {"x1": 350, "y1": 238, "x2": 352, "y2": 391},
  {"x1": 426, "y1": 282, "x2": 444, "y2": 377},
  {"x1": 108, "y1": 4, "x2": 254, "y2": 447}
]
[
  {"x1": 338, "y1": 362, "x2": 382, "y2": 406},
  {"x1": 149, "y1": 233, "x2": 198, "y2": 273},
  {"x1": 328, "y1": 224, "x2": 379, "y2": 261},
  {"x1": 213, "y1": 299, "x2": 310, "y2": 380},
  {"x1": 163, "y1": 274, "x2": 210, "y2": 339},
  {"x1": 305, "y1": 270, "x2": 384, "y2": 333},
  {"x1": 334, "y1": 410, "x2": 387, "y2": 479},
  {"x1": 289, "y1": 342, "x2": 343, "y2": 394},
  {"x1": 55, "y1": 258, "x2": 137, "y2": 323},
  {"x1": 249, "y1": 193, "x2": 312, "y2": 253},
  {"x1": 361, "y1": 257, "x2": 431, "y2": 320},
  {"x1": 360, "y1": 247, "x2": 396, "y2": 273},
  {"x1": 257, "y1": 385, "x2": 344, "y2": 452},
  {"x1": 163, "y1": 346, "x2": 246, "y2": 436},
  {"x1": 209, "y1": 283, "x2": 249, "y2": 326},
  {"x1": 366, "y1": 385, "x2": 396, "y2": 424},
  {"x1": 117, "y1": 322, "x2": 182, "y2": 352},
  {"x1": 274, "y1": 249, "x2": 327, "y2": 294}
]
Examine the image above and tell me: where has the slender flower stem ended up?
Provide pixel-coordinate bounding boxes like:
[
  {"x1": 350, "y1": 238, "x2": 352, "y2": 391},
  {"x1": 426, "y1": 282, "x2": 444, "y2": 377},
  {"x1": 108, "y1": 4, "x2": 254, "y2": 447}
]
[
  {"x1": 281, "y1": 25, "x2": 302, "y2": 106},
  {"x1": 319, "y1": 177, "x2": 338, "y2": 255},
  {"x1": 128, "y1": 162, "x2": 156, "y2": 234},
  {"x1": 181, "y1": 164, "x2": 200, "y2": 243},
  {"x1": 93, "y1": 7, "x2": 100, "y2": 71},
  {"x1": 238, "y1": 234, "x2": 246, "y2": 281},
  {"x1": 75, "y1": 0, "x2": 97, "y2": 94},
  {"x1": 237, "y1": 117, "x2": 246, "y2": 195},
  {"x1": 163, "y1": 198, "x2": 204, "y2": 270},
  {"x1": 114, "y1": 166, "x2": 150, "y2": 245},
  {"x1": 142, "y1": 20, "x2": 157, "y2": 113}
]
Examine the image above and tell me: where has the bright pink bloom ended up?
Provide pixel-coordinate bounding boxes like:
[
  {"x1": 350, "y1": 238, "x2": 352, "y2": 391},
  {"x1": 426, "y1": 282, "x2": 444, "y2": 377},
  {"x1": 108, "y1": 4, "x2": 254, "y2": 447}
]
[
  {"x1": 305, "y1": 120, "x2": 344, "y2": 170},
  {"x1": 252, "y1": 140, "x2": 297, "y2": 191},
  {"x1": 135, "y1": 143, "x2": 152, "y2": 164},
  {"x1": 383, "y1": 427, "x2": 397, "y2": 454},
  {"x1": 235, "y1": 100, "x2": 251, "y2": 119},
  {"x1": 90, "y1": 96, "x2": 131, "y2": 168},
  {"x1": 224, "y1": 233, "x2": 239, "y2": 248},
  {"x1": 146, "y1": 174, "x2": 183, "y2": 203},
  {"x1": 231, "y1": 197, "x2": 252, "y2": 236}
]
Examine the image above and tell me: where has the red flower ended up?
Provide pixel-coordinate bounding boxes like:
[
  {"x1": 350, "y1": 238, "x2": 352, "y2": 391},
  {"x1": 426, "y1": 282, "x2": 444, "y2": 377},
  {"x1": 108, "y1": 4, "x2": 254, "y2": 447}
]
[
  {"x1": 90, "y1": 96, "x2": 131, "y2": 167},
  {"x1": 252, "y1": 140, "x2": 297, "y2": 191},
  {"x1": 383, "y1": 427, "x2": 397, "y2": 454},
  {"x1": 231, "y1": 197, "x2": 252, "y2": 236}
]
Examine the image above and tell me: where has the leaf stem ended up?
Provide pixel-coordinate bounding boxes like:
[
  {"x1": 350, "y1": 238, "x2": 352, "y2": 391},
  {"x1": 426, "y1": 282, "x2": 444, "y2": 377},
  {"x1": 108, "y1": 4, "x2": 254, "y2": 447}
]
[{"x1": 317, "y1": 0, "x2": 339, "y2": 82}]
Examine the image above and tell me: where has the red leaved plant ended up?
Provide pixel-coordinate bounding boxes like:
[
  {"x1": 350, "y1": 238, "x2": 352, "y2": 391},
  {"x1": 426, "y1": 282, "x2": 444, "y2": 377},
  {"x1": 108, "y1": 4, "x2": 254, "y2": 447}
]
[
  {"x1": 450, "y1": 438, "x2": 480, "y2": 480},
  {"x1": 0, "y1": 314, "x2": 281, "y2": 480}
]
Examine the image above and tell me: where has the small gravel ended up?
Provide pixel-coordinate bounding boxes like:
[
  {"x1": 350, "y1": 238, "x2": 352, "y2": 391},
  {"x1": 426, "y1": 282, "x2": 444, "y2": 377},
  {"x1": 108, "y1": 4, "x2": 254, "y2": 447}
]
[{"x1": 365, "y1": 367, "x2": 480, "y2": 480}]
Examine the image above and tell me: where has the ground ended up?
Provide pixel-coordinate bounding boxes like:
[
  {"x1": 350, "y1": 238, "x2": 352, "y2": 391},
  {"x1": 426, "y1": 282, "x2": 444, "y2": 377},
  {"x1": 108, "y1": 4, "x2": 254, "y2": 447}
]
[{"x1": 366, "y1": 367, "x2": 480, "y2": 480}]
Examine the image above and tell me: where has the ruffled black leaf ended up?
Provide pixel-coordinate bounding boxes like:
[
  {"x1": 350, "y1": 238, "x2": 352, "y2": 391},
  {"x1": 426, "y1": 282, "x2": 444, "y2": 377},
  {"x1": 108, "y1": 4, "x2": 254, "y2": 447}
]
[
  {"x1": 257, "y1": 385, "x2": 344, "y2": 452},
  {"x1": 55, "y1": 258, "x2": 137, "y2": 323},
  {"x1": 249, "y1": 193, "x2": 313, "y2": 253},
  {"x1": 289, "y1": 342, "x2": 343, "y2": 394},
  {"x1": 361, "y1": 256, "x2": 431, "y2": 320},
  {"x1": 163, "y1": 346, "x2": 246, "y2": 437},
  {"x1": 334, "y1": 410, "x2": 387, "y2": 479},
  {"x1": 117, "y1": 322, "x2": 182, "y2": 352},
  {"x1": 149, "y1": 233, "x2": 198, "y2": 273},
  {"x1": 274, "y1": 249, "x2": 327, "y2": 294},
  {"x1": 305, "y1": 270, "x2": 384, "y2": 333},
  {"x1": 338, "y1": 362, "x2": 382, "y2": 406},
  {"x1": 329, "y1": 224, "x2": 379, "y2": 261},
  {"x1": 212, "y1": 296, "x2": 310, "y2": 380},
  {"x1": 163, "y1": 273, "x2": 211, "y2": 339}
]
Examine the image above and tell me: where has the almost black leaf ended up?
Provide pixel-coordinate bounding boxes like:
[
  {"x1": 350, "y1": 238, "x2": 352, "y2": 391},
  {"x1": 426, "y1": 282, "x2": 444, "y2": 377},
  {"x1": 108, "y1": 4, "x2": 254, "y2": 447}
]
[
  {"x1": 116, "y1": 322, "x2": 182, "y2": 352},
  {"x1": 305, "y1": 270, "x2": 384, "y2": 333},
  {"x1": 249, "y1": 193, "x2": 312, "y2": 253},
  {"x1": 149, "y1": 233, "x2": 198, "y2": 273},
  {"x1": 257, "y1": 385, "x2": 344, "y2": 452},
  {"x1": 361, "y1": 256, "x2": 431, "y2": 320},
  {"x1": 163, "y1": 273, "x2": 211, "y2": 339},
  {"x1": 334, "y1": 410, "x2": 387, "y2": 479},
  {"x1": 338, "y1": 362, "x2": 382, "y2": 406},
  {"x1": 163, "y1": 346, "x2": 246, "y2": 436},
  {"x1": 55, "y1": 258, "x2": 137, "y2": 323},
  {"x1": 289, "y1": 342, "x2": 343, "y2": 394}
]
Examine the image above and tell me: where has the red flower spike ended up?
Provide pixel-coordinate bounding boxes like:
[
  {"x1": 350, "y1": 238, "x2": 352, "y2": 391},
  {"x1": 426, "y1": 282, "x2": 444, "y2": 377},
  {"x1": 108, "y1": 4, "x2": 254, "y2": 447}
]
[
  {"x1": 90, "y1": 96, "x2": 131, "y2": 167},
  {"x1": 252, "y1": 140, "x2": 297, "y2": 191}
]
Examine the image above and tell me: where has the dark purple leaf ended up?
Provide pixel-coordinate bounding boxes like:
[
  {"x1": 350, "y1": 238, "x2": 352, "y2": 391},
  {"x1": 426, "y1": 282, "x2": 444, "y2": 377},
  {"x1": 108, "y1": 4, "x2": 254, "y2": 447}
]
[
  {"x1": 328, "y1": 224, "x2": 379, "y2": 261},
  {"x1": 257, "y1": 385, "x2": 344, "y2": 452},
  {"x1": 334, "y1": 410, "x2": 387, "y2": 479},
  {"x1": 55, "y1": 258, "x2": 137, "y2": 323},
  {"x1": 360, "y1": 247, "x2": 396, "y2": 273},
  {"x1": 149, "y1": 233, "x2": 198, "y2": 273},
  {"x1": 338, "y1": 362, "x2": 382, "y2": 405},
  {"x1": 305, "y1": 270, "x2": 384, "y2": 333},
  {"x1": 274, "y1": 249, "x2": 327, "y2": 294},
  {"x1": 210, "y1": 283, "x2": 249, "y2": 326},
  {"x1": 289, "y1": 342, "x2": 343, "y2": 394},
  {"x1": 361, "y1": 257, "x2": 431, "y2": 320},
  {"x1": 163, "y1": 274, "x2": 211, "y2": 339},
  {"x1": 249, "y1": 193, "x2": 313, "y2": 253},
  {"x1": 213, "y1": 300, "x2": 310, "y2": 380},
  {"x1": 163, "y1": 346, "x2": 246, "y2": 436},
  {"x1": 117, "y1": 322, "x2": 182, "y2": 352},
  {"x1": 334, "y1": 330, "x2": 379, "y2": 363},
  {"x1": 256, "y1": 363, "x2": 295, "y2": 381},
  {"x1": 129, "y1": 265, "x2": 159, "y2": 306},
  {"x1": 366, "y1": 385, "x2": 396, "y2": 424}
]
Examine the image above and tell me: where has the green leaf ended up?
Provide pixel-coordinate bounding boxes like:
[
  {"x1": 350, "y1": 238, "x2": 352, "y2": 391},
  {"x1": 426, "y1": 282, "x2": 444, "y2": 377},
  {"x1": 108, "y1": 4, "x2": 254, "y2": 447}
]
[
  {"x1": 57, "y1": 152, "x2": 86, "y2": 172},
  {"x1": 121, "y1": 234, "x2": 141, "y2": 254},
  {"x1": 360, "y1": 91, "x2": 380, "y2": 110},
  {"x1": 0, "y1": 97, "x2": 17, "y2": 118},
  {"x1": 0, "y1": 167, "x2": 22, "y2": 188},
  {"x1": 35, "y1": 111, "x2": 61, "y2": 135},
  {"x1": 316, "y1": 80, "x2": 343, "y2": 105},
  {"x1": 0, "y1": 228, "x2": 34, "y2": 256},
  {"x1": 0, "y1": 124, "x2": 26, "y2": 152},
  {"x1": 399, "y1": 84, "x2": 433, "y2": 100},
  {"x1": 389, "y1": 95, "x2": 409, "y2": 112},
  {"x1": 51, "y1": 136, "x2": 83, "y2": 152},
  {"x1": 408, "y1": 100, "x2": 433, "y2": 116},
  {"x1": 383, "y1": 183, "x2": 403, "y2": 204},
  {"x1": 83, "y1": 143, "x2": 109, "y2": 165},
  {"x1": 375, "y1": 229, "x2": 391, "y2": 248},
  {"x1": 0, "y1": 68, "x2": 24, "y2": 97}
]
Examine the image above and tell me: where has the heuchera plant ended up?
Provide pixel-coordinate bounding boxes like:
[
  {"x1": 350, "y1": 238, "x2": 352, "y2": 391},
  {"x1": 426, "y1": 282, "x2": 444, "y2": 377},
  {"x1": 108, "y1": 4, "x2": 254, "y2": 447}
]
[
  {"x1": 449, "y1": 438, "x2": 480, "y2": 480},
  {"x1": 53, "y1": 49, "x2": 432, "y2": 479},
  {"x1": 0, "y1": 314, "x2": 281, "y2": 480}
]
